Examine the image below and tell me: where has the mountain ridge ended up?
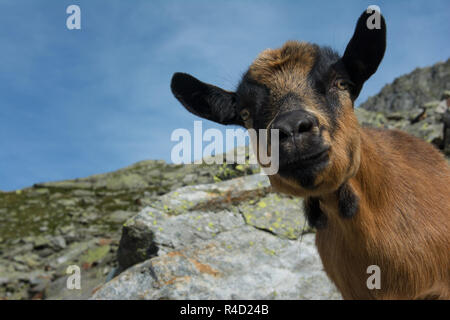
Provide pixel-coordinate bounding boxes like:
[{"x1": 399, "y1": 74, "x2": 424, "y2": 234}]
[{"x1": 359, "y1": 58, "x2": 450, "y2": 112}]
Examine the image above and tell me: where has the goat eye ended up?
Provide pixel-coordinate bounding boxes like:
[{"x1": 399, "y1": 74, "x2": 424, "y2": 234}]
[
  {"x1": 334, "y1": 78, "x2": 351, "y2": 91},
  {"x1": 240, "y1": 109, "x2": 250, "y2": 121}
]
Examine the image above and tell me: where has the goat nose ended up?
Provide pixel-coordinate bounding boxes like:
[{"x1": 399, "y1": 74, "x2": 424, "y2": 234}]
[
  {"x1": 272, "y1": 111, "x2": 316, "y2": 140},
  {"x1": 297, "y1": 118, "x2": 314, "y2": 133}
]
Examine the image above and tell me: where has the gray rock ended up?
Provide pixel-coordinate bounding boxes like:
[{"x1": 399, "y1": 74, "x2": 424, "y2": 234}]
[
  {"x1": 57, "y1": 198, "x2": 78, "y2": 207},
  {"x1": 355, "y1": 97, "x2": 449, "y2": 155},
  {"x1": 53, "y1": 240, "x2": 95, "y2": 267},
  {"x1": 238, "y1": 193, "x2": 309, "y2": 239},
  {"x1": 104, "y1": 174, "x2": 148, "y2": 190},
  {"x1": 72, "y1": 189, "x2": 95, "y2": 197},
  {"x1": 442, "y1": 90, "x2": 450, "y2": 100},
  {"x1": 50, "y1": 236, "x2": 67, "y2": 250},
  {"x1": 153, "y1": 174, "x2": 270, "y2": 215},
  {"x1": 102, "y1": 174, "x2": 337, "y2": 300},
  {"x1": 93, "y1": 232, "x2": 340, "y2": 300},
  {"x1": 116, "y1": 174, "x2": 270, "y2": 270},
  {"x1": 13, "y1": 254, "x2": 41, "y2": 268},
  {"x1": 360, "y1": 59, "x2": 450, "y2": 113},
  {"x1": 109, "y1": 210, "x2": 135, "y2": 224},
  {"x1": 0, "y1": 277, "x2": 8, "y2": 286},
  {"x1": 31, "y1": 236, "x2": 52, "y2": 250}
]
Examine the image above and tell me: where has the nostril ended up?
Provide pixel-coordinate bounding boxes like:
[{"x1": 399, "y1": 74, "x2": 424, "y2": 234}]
[
  {"x1": 272, "y1": 112, "x2": 317, "y2": 140},
  {"x1": 278, "y1": 128, "x2": 291, "y2": 141},
  {"x1": 297, "y1": 119, "x2": 313, "y2": 134}
]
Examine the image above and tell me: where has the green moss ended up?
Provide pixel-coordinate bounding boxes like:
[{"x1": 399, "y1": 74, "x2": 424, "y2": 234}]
[
  {"x1": 257, "y1": 201, "x2": 267, "y2": 208},
  {"x1": 264, "y1": 248, "x2": 276, "y2": 256},
  {"x1": 81, "y1": 245, "x2": 111, "y2": 264}
]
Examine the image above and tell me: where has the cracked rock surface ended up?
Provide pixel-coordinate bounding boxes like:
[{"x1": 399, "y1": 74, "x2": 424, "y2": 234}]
[{"x1": 93, "y1": 174, "x2": 340, "y2": 300}]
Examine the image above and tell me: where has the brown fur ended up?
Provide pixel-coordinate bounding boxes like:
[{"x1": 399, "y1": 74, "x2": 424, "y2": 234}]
[
  {"x1": 314, "y1": 129, "x2": 450, "y2": 299},
  {"x1": 171, "y1": 34, "x2": 450, "y2": 299},
  {"x1": 249, "y1": 42, "x2": 450, "y2": 299},
  {"x1": 249, "y1": 42, "x2": 331, "y2": 132}
]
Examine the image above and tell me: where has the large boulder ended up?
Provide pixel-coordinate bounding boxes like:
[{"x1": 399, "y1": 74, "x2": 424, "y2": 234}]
[{"x1": 92, "y1": 174, "x2": 340, "y2": 300}]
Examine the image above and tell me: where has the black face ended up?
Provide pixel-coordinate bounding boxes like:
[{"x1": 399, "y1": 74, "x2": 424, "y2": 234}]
[{"x1": 274, "y1": 116, "x2": 331, "y2": 189}]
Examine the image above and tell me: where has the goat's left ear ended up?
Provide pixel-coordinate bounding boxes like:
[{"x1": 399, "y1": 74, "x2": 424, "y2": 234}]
[
  {"x1": 341, "y1": 9, "x2": 386, "y2": 99},
  {"x1": 171, "y1": 72, "x2": 242, "y2": 126}
]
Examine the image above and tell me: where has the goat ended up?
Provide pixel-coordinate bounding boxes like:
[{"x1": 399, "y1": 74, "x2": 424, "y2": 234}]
[{"x1": 170, "y1": 11, "x2": 450, "y2": 299}]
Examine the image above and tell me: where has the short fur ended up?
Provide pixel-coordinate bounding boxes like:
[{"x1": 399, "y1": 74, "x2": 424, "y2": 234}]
[{"x1": 170, "y1": 11, "x2": 450, "y2": 299}]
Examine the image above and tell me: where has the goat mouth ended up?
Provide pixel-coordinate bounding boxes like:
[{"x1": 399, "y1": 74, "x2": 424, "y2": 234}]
[
  {"x1": 298, "y1": 147, "x2": 330, "y2": 162},
  {"x1": 280, "y1": 147, "x2": 331, "y2": 170},
  {"x1": 276, "y1": 146, "x2": 330, "y2": 189}
]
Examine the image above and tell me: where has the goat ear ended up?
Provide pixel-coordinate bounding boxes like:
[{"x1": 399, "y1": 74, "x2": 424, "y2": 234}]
[
  {"x1": 341, "y1": 9, "x2": 386, "y2": 98},
  {"x1": 171, "y1": 72, "x2": 241, "y2": 126}
]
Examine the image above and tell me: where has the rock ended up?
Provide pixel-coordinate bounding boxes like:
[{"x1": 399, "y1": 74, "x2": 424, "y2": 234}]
[
  {"x1": 182, "y1": 173, "x2": 197, "y2": 184},
  {"x1": 117, "y1": 222, "x2": 159, "y2": 272},
  {"x1": 435, "y1": 100, "x2": 448, "y2": 114},
  {"x1": 80, "y1": 245, "x2": 111, "y2": 266},
  {"x1": 153, "y1": 174, "x2": 270, "y2": 215},
  {"x1": 423, "y1": 100, "x2": 441, "y2": 110},
  {"x1": 53, "y1": 240, "x2": 95, "y2": 267},
  {"x1": 360, "y1": 59, "x2": 450, "y2": 113},
  {"x1": 354, "y1": 108, "x2": 387, "y2": 128},
  {"x1": 442, "y1": 90, "x2": 450, "y2": 100},
  {"x1": 72, "y1": 189, "x2": 95, "y2": 197},
  {"x1": 31, "y1": 236, "x2": 52, "y2": 250},
  {"x1": 116, "y1": 174, "x2": 271, "y2": 271},
  {"x1": 28, "y1": 280, "x2": 49, "y2": 299},
  {"x1": 27, "y1": 188, "x2": 49, "y2": 197},
  {"x1": 36, "y1": 248, "x2": 54, "y2": 258},
  {"x1": 103, "y1": 174, "x2": 330, "y2": 299},
  {"x1": 105, "y1": 174, "x2": 148, "y2": 190},
  {"x1": 385, "y1": 112, "x2": 405, "y2": 121},
  {"x1": 239, "y1": 193, "x2": 309, "y2": 239},
  {"x1": 356, "y1": 96, "x2": 449, "y2": 154},
  {"x1": 109, "y1": 210, "x2": 135, "y2": 224},
  {"x1": 0, "y1": 277, "x2": 8, "y2": 286},
  {"x1": 57, "y1": 198, "x2": 78, "y2": 207},
  {"x1": 14, "y1": 254, "x2": 41, "y2": 268},
  {"x1": 93, "y1": 232, "x2": 340, "y2": 300},
  {"x1": 50, "y1": 236, "x2": 67, "y2": 250}
]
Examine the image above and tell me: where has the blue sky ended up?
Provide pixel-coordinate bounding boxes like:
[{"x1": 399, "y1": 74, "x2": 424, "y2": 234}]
[{"x1": 0, "y1": 0, "x2": 449, "y2": 191}]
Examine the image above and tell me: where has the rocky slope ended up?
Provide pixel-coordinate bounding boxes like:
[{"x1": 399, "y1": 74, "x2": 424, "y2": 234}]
[
  {"x1": 0, "y1": 153, "x2": 258, "y2": 299},
  {"x1": 359, "y1": 58, "x2": 449, "y2": 113},
  {"x1": 1, "y1": 59, "x2": 449, "y2": 300},
  {"x1": 356, "y1": 91, "x2": 450, "y2": 156}
]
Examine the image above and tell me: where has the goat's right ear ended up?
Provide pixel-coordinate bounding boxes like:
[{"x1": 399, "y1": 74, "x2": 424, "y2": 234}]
[
  {"x1": 341, "y1": 9, "x2": 386, "y2": 99},
  {"x1": 171, "y1": 72, "x2": 241, "y2": 126}
]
